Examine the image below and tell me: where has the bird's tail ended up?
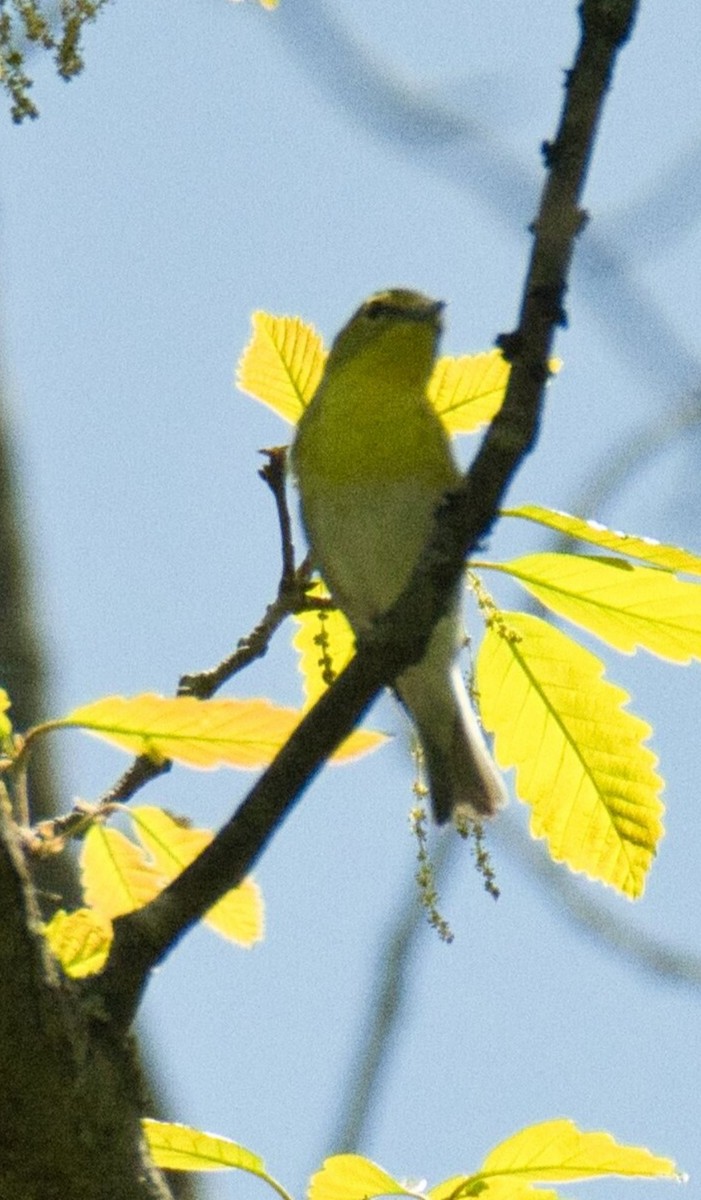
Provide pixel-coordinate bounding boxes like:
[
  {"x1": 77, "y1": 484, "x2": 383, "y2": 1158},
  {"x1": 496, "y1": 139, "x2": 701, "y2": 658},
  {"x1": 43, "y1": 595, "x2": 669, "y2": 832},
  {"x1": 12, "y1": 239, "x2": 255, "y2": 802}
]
[{"x1": 396, "y1": 621, "x2": 506, "y2": 824}]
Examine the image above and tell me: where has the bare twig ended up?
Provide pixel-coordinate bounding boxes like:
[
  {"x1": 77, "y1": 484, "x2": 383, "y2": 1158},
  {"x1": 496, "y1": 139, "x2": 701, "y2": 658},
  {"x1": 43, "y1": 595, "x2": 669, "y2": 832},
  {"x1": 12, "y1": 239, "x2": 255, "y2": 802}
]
[
  {"x1": 176, "y1": 577, "x2": 318, "y2": 702},
  {"x1": 28, "y1": 452, "x2": 321, "y2": 837},
  {"x1": 259, "y1": 446, "x2": 297, "y2": 587},
  {"x1": 98, "y1": 756, "x2": 171, "y2": 807},
  {"x1": 179, "y1": 446, "x2": 312, "y2": 699}
]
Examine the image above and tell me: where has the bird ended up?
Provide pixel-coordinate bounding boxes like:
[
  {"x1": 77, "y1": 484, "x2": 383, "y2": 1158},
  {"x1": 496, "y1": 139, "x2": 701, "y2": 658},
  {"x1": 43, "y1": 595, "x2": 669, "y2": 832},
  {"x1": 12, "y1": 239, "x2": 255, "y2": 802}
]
[{"x1": 291, "y1": 288, "x2": 505, "y2": 823}]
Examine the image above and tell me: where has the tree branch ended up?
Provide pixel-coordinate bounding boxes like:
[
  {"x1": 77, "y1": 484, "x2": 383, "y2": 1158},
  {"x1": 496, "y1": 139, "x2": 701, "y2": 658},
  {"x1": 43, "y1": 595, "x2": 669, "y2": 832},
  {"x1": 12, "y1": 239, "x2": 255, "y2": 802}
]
[
  {"x1": 276, "y1": 1, "x2": 694, "y2": 398},
  {"x1": 0, "y1": 798, "x2": 172, "y2": 1198},
  {"x1": 321, "y1": 0, "x2": 643, "y2": 1148},
  {"x1": 84, "y1": 0, "x2": 639, "y2": 1034}
]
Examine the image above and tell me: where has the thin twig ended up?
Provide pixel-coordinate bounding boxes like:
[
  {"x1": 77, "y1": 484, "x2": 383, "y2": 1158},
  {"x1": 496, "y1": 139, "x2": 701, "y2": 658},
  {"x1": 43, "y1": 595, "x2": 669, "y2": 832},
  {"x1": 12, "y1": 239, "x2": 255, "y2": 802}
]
[
  {"x1": 259, "y1": 446, "x2": 297, "y2": 587},
  {"x1": 178, "y1": 447, "x2": 324, "y2": 700},
  {"x1": 99, "y1": 756, "x2": 171, "y2": 806},
  {"x1": 30, "y1": 455, "x2": 320, "y2": 836}
]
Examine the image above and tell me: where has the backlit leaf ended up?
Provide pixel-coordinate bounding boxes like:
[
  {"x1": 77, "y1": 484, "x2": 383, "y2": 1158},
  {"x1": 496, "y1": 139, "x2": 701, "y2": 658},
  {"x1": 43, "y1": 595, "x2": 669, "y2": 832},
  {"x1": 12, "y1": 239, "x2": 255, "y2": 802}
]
[
  {"x1": 204, "y1": 875, "x2": 263, "y2": 945},
  {"x1": 43, "y1": 907, "x2": 113, "y2": 977},
  {"x1": 504, "y1": 505, "x2": 701, "y2": 575},
  {"x1": 478, "y1": 1119, "x2": 681, "y2": 1184},
  {"x1": 130, "y1": 806, "x2": 264, "y2": 946},
  {"x1": 486, "y1": 553, "x2": 701, "y2": 661},
  {"x1": 60, "y1": 693, "x2": 325, "y2": 769},
  {"x1": 293, "y1": 584, "x2": 387, "y2": 760},
  {"x1": 143, "y1": 1119, "x2": 270, "y2": 1176},
  {"x1": 309, "y1": 1155, "x2": 411, "y2": 1200},
  {"x1": 428, "y1": 353, "x2": 559, "y2": 436},
  {"x1": 81, "y1": 824, "x2": 162, "y2": 917},
  {"x1": 236, "y1": 311, "x2": 326, "y2": 424},
  {"x1": 0, "y1": 688, "x2": 12, "y2": 739},
  {"x1": 293, "y1": 585, "x2": 355, "y2": 707},
  {"x1": 427, "y1": 350, "x2": 510, "y2": 434},
  {"x1": 477, "y1": 612, "x2": 663, "y2": 897},
  {"x1": 80, "y1": 809, "x2": 265, "y2": 946},
  {"x1": 307, "y1": 1127, "x2": 681, "y2": 1200}
]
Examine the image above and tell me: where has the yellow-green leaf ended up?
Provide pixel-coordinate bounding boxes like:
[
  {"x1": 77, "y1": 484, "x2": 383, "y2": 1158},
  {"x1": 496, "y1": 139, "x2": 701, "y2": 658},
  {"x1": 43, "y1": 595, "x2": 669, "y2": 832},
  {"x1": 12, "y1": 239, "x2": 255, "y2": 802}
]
[
  {"x1": 427, "y1": 350, "x2": 510, "y2": 434},
  {"x1": 314, "y1": 725, "x2": 384, "y2": 761},
  {"x1": 485, "y1": 552, "x2": 701, "y2": 661},
  {"x1": 0, "y1": 688, "x2": 12, "y2": 739},
  {"x1": 80, "y1": 810, "x2": 265, "y2": 946},
  {"x1": 204, "y1": 875, "x2": 263, "y2": 945},
  {"x1": 476, "y1": 612, "x2": 663, "y2": 897},
  {"x1": 504, "y1": 505, "x2": 701, "y2": 575},
  {"x1": 81, "y1": 824, "x2": 163, "y2": 918},
  {"x1": 236, "y1": 312, "x2": 326, "y2": 424},
  {"x1": 43, "y1": 907, "x2": 113, "y2": 977},
  {"x1": 143, "y1": 1119, "x2": 271, "y2": 1178},
  {"x1": 308, "y1": 1155, "x2": 411, "y2": 1200},
  {"x1": 308, "y1": 1127, "x2": 682, "y2": 1200},
  {"x1": 478, "y1": 1119, "x2": 681, "y2": 1184},
  {"x1": 60, "y1": 693, "x2": 330, "y2": 769},
  {"x1": 293, "y1": 587, "x2": 356, "y2": 708},
  {"x1": 130, "y1": 806, "x2": 264, "y2": 946},
  {"x1": 293, "y1": 586, "x2": 388, "y2": 760}
]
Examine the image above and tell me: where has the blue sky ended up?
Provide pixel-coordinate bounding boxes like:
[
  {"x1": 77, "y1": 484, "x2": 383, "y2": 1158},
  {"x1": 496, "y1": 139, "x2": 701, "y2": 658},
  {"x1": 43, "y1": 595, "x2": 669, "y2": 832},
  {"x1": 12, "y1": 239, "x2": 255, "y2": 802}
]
[{"x1": 1, "y1": 3, "x2": 700, "y2": 1199}]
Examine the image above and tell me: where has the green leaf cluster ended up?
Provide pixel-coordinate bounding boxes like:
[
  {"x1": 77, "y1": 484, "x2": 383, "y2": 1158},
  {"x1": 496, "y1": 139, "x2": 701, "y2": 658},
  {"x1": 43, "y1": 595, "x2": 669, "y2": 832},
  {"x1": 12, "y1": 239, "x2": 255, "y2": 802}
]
[
  {"x1": 237, "y1": 312, "x2": 701, "y2": 898},
  {"x1": 141, "y1": 1117, "x2": 684, "y2": 1200},
  {"x1": 0, "y1": 308, "x2": 692, "y2": 1195}
]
